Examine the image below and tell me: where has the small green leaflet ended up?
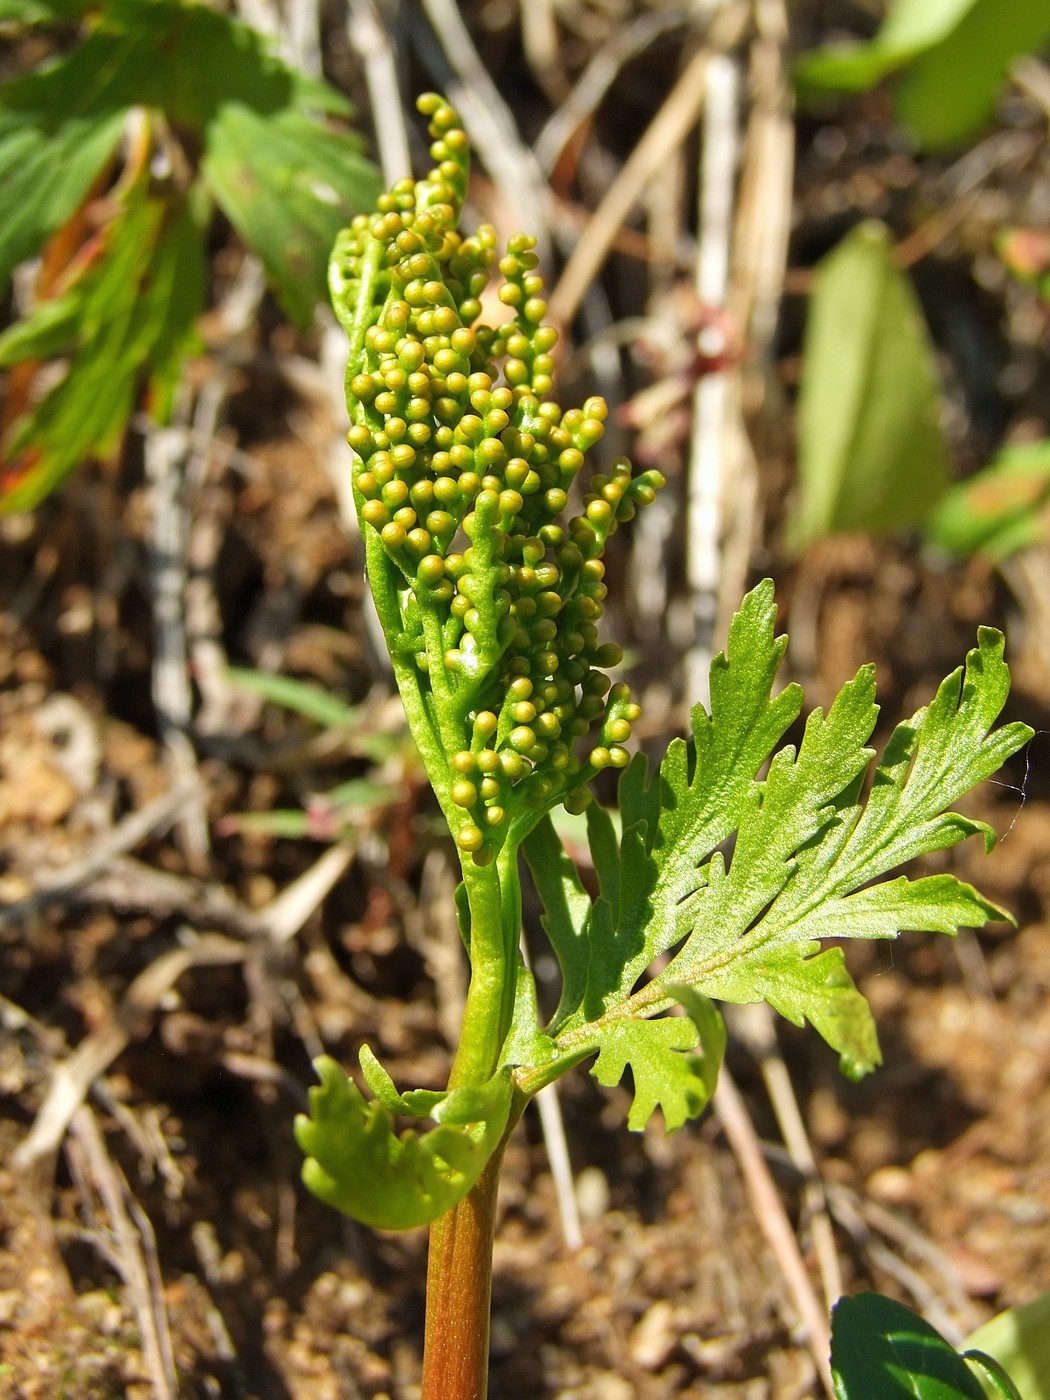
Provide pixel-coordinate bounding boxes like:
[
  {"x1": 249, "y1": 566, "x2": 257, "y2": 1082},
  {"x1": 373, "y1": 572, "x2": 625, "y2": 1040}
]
[
  {"x1": 590, "y1": 988, "x2": 726, "y2": 1132},
  {"x1": 527, "y1": 582, "x2": 1029, "y2": 1128},
  {"x1": 791, "y1": 221, "x2": 948, "y2": 548},
  {"x1": 894, "y1": 0, "x2": 1050, "y2": 152},
  {"x1": 295, "y1": 1054, "x2": 512, "y2": 1230},
  {"x1": 927, "y1": 439, "x2": 1050, "y2": 563},
  {"x1": 831, "y1": 1292, "x2": 1021, "y2": 1400}
]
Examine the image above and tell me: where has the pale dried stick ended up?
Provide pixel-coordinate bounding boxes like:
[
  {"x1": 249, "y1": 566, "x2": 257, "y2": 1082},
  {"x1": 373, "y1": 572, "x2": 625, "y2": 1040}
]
[
  {"x1": 255, "y1": 837, "x2": 356, "y2": 944},
  {"x1": 285, "y1": 0, "x2": 322, "y2": 77},
  {"x1": 729, "y1": 1003, "x2": 843, "y2": 1311},
  {"x1": 68, "y1": 1106, "x2": 179, "y2": 1400},
  {"x1": 715, "y1": 0, "x2": 794, "y2": 644},
  {"x1": 685, "y1": 51, "x2": 739, "y2": 708},
  {"x1": 1013, "y1": 54, "x2": 1050, "y2": 124},
  {"x1": 714, "y1": 1066, "x2": 835, "y2": 1398},
  {"x1": 547, "y1": 42, "x2": 713, "y2": 333},
  {"x1": 346, "y1": 0, "x2": 411, "y2": 185},
  {"x1": 145, "y1": 420, "x2": 210, "y2": 862},
  {"x1": 183, "y1": 374, "x2": 255, "y2": 739},
  {"x1": 728, "y1": 0, "x2": 794, "y2": 359},
  {"x1": 824, "y1": 1182, "x2": 981, "y2": 1336},
  {"x1": 533, "y1": 9, "x2": 689, "y2": 175},
  {"x1": 0, "y1": 777, "x2": 201, "y2": 931},
  {"x1": 14, "y1": 934, "x2": 248, "y2": 1171},
  {"x1": 519, "y1": 0, "x2": 571, "y2": 103},
  {"x1": 12, "y1": 842, "x2": 351, "y2": 1171}
]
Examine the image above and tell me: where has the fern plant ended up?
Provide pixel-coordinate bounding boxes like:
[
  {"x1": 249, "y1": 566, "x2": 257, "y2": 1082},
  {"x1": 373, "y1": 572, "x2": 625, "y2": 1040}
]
[
  {"x1": 0, "y1": 0, "x2": 379, "y2": 511},
  {"x1": 294, "y1": 95, "x2": 1031, "y2": 1400}
]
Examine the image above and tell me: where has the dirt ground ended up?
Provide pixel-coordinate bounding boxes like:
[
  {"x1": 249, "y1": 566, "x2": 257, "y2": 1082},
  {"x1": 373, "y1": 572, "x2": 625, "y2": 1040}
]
[{"x1": 3, "y1": 3, "x2": 1050, "y2": 1398}]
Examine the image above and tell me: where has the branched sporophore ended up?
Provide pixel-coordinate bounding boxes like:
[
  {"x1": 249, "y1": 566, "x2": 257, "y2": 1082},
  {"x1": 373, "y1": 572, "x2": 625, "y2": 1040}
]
[
  {"x1": 326, "y1": 93, "x2": 662, "y2": 864},
  {"x1": 296, "y1": 95, "x2": 1032, "y2": 1234}
]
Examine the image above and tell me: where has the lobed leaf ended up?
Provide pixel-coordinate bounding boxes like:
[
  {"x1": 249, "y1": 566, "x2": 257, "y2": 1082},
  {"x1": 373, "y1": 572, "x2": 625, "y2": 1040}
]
[
  {"x1": 530, "y1": 582, "x2": 1029, "y2": 1129},
  {"x1": 0, "y1": 1, "x2": 379, "y2": 315},
  {"x1": 295, "y1": 1055, "x2": 512, "y2": 1230},
  {"x1": 202, "y1": 101, "x2": 380, "y2": 329},
  {"x1": 0, "y1": 28, "x2": 131, "y2": 292},
  {"x1": 590, "y1": 991, "x2": 725, "y2": 1133}
]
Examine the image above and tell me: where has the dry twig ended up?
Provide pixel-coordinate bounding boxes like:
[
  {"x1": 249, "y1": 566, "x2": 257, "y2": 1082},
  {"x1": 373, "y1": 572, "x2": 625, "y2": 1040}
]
[
  {"x1": 714, "y1": 1066, "x2": 835, "y2": 1397},
  {"x1": 67, "y1": 1106, "x2": 179, "y2": 1400}
]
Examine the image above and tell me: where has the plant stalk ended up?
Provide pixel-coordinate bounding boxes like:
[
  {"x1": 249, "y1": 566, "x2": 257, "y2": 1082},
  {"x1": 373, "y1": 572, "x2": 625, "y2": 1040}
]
[{"x1": 420, "y1": 1143, "x2": 506, "y2": 1400}]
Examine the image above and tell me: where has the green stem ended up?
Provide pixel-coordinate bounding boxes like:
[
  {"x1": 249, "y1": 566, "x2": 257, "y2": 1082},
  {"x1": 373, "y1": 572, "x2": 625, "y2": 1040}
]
[{"x1": 448, "y1": 855, "x2": 511, "y2": 1089}]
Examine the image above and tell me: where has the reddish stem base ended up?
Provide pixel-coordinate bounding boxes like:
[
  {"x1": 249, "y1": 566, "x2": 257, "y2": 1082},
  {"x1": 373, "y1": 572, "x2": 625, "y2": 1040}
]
[{"x1": 420, "y1": 1149, "x2": 505, "y2": 1400}]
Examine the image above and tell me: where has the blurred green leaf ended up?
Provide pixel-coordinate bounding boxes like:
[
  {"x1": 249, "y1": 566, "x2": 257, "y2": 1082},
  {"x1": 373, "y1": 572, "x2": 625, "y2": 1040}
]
[
  {"x1": 0, "y1": 0, "x2": 89, "y2": 20},
  {"x1": 791, "y1": 221, "x2": 948, "y2": 549},
  {"x1": 0, "y1": 1, "x2": 380, "y2": 315},
  {"x1": 202, "y1": 101, "x2": 380, "y2": 328},
  {"x1": 795, "y1": 0, "x2": 1050, "y2": 151},
  {"x1": 0, "y1": 179, "x2": 205, "y2": 512},
  {"x1": 222, "y1": 667, "x2": 402, "y2": 763},
  {"x1": 831, "y1": 1292, "x2": 989, "y2": 1399},
  {"x1": 795, "y1": 0, "x2": 978, "y2": 95},
  {"x1": 0, "y1": 0, "x2": 379, "y2": 511},
  {"x1": 895, "y1": 0, "x2": 1050, "y2": 150},
  {"x1": 926, "y1": 440, "x2": 1050, "y2": 561},
  {"x1": 965, "y1": 1291, "x2": 1050, "y2": 1400},
  {"x1": 0, "y1": 27, "x2": 134, "y2": 290},
  {"x1": 219, "y1": 779, "x2": 398, "y2": 839}
]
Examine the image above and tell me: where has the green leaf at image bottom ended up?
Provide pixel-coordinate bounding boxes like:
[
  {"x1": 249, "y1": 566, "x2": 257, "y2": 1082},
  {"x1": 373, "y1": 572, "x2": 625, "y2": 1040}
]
[
  {"x1": 965, "y1": 1291, "x2": 1050, "y2": 1400},
  {"x1": 831, "y1": 1292, "x2": 991, "y2": 1399},
  {"x1": 791, "y1": 220, "x2": 948, "y2": 550}
]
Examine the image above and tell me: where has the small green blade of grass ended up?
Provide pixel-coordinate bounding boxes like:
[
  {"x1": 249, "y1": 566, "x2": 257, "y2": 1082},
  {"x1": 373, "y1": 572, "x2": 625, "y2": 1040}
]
[
  {"x1": 219, "y1": 779, "x2": 397, "y2": 841},
  {"x1": 222, "y1": 668, "x2": 363, "y2": 730},
  {"x1": 791, "y1": 220, "x2": 948, "y2": 549}
]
